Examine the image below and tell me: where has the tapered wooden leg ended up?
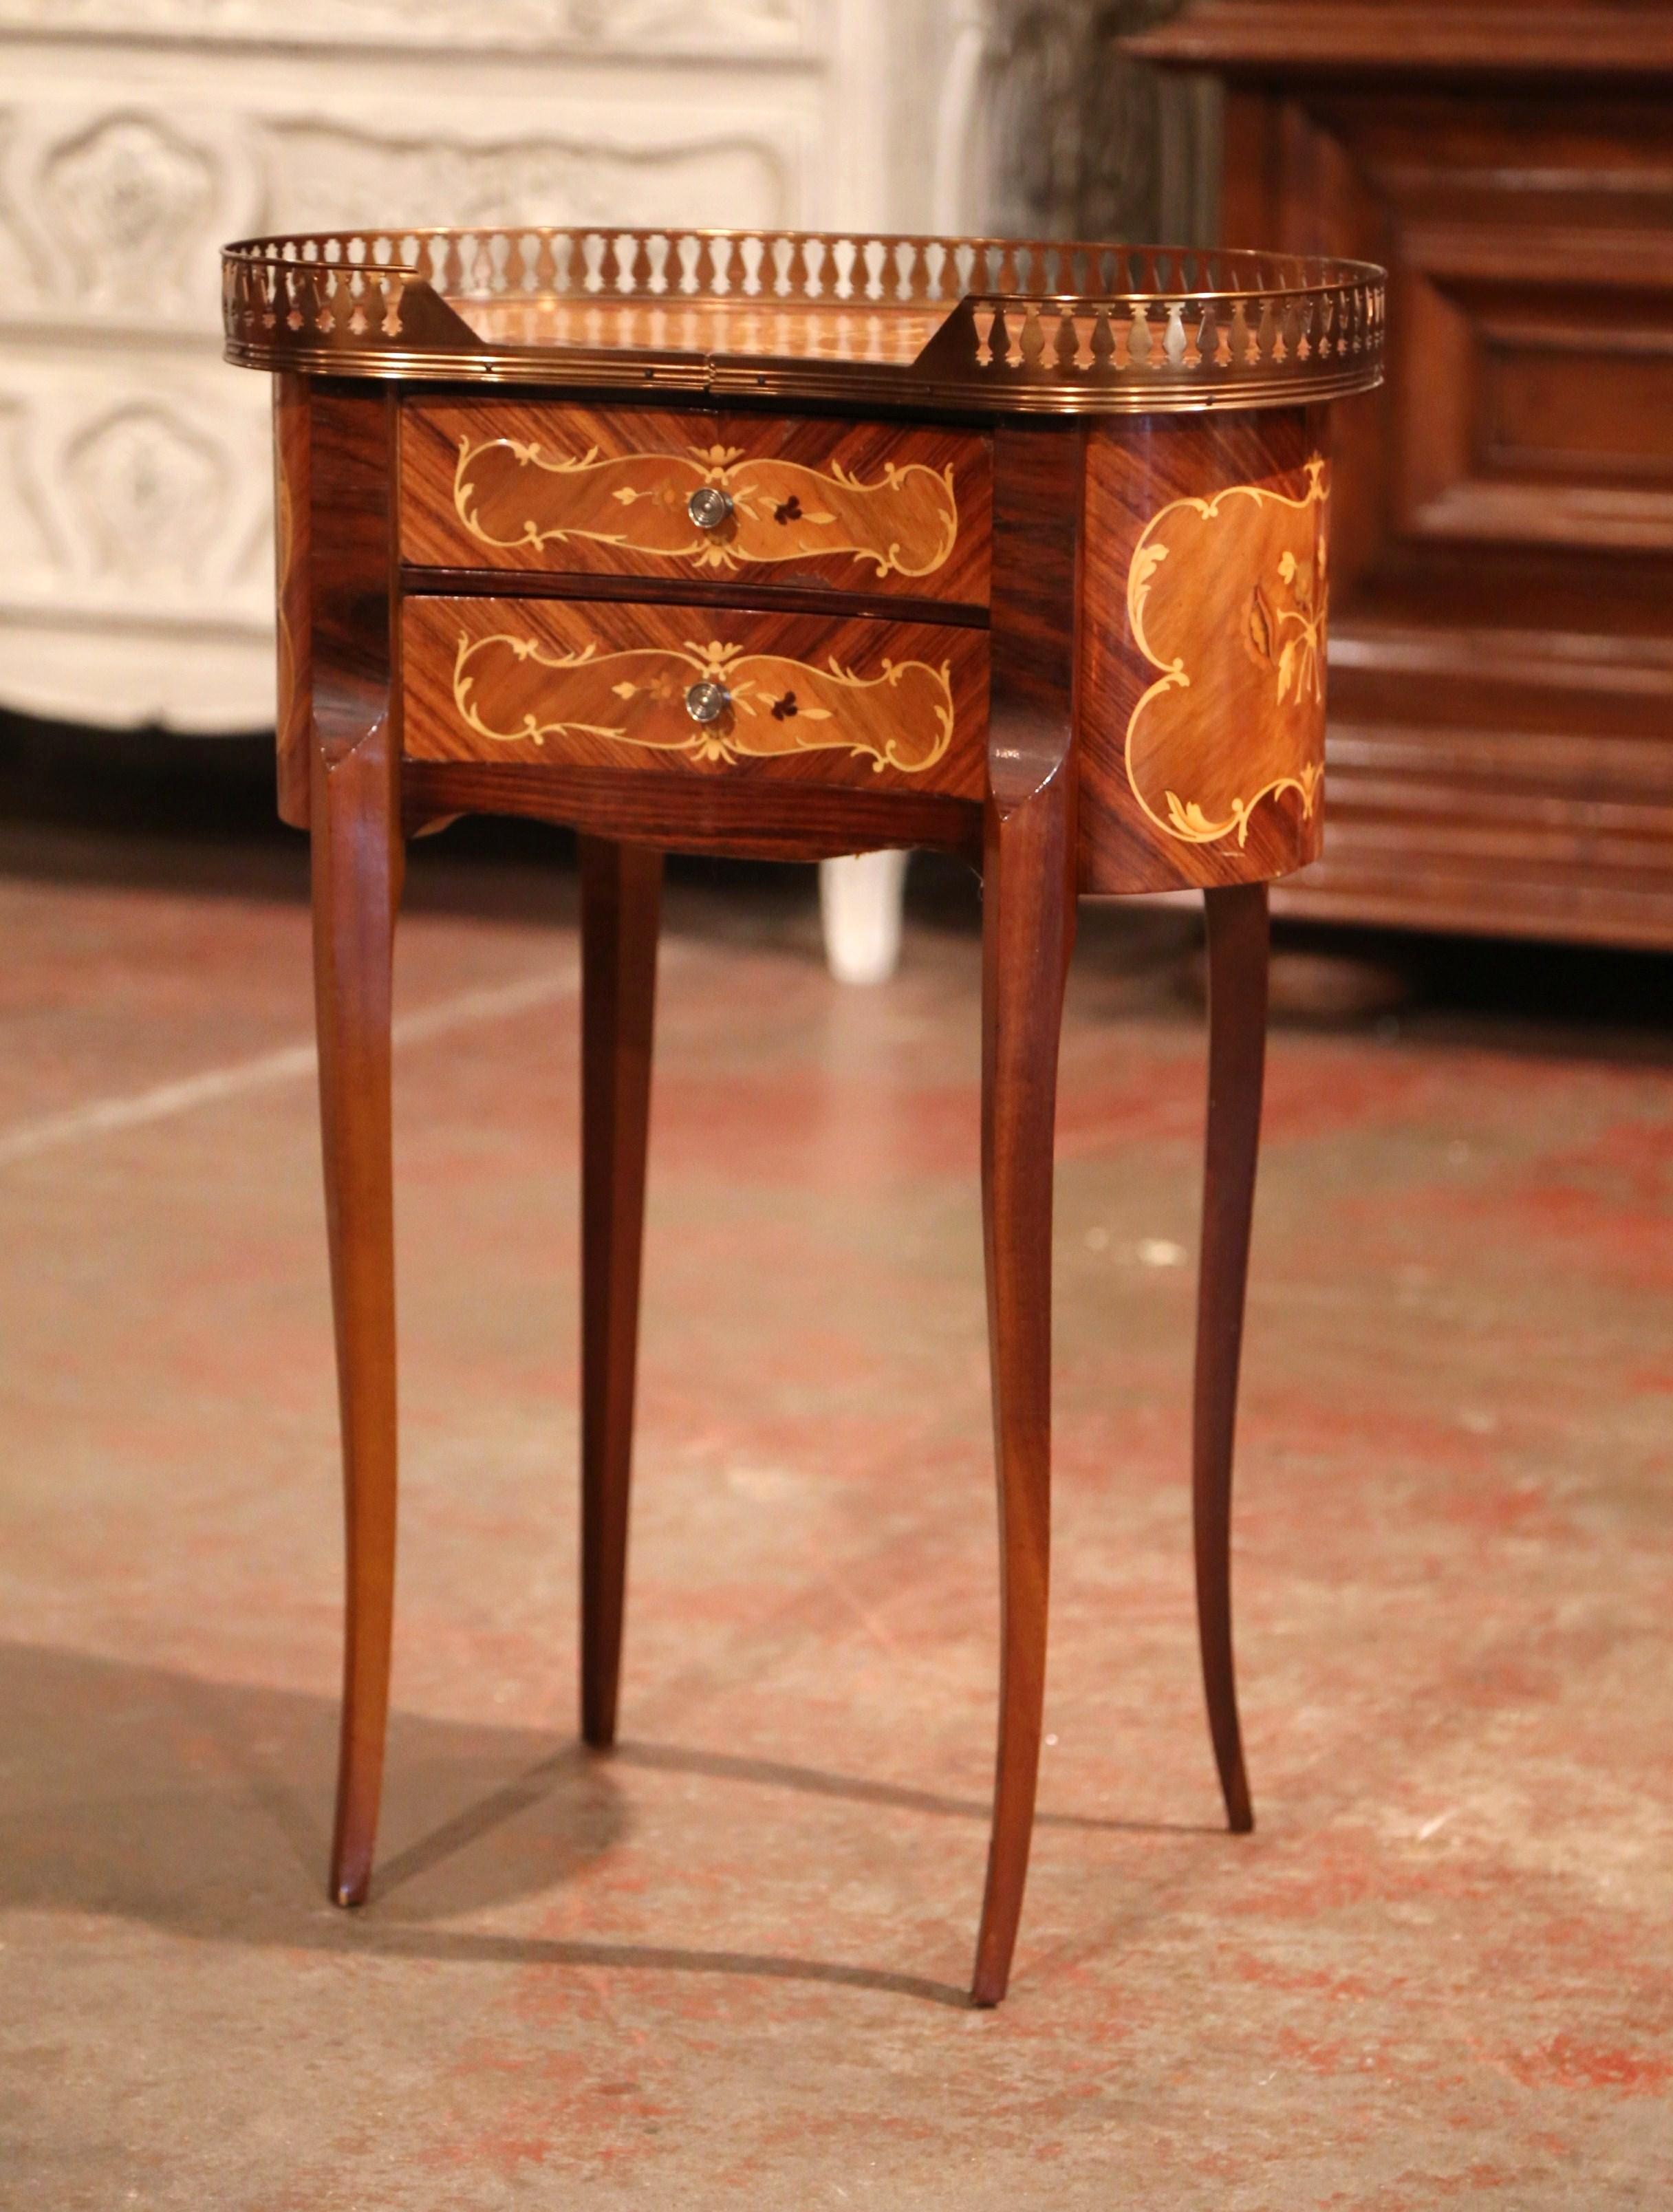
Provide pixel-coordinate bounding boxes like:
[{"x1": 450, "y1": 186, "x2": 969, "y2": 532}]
[
  {"x1": 579, "y1": 836, "x2": 662, "y2": 1749},
  {"x1": 1194, "y1": 882, "x2": 1269, "y2": 1836},
  {"x1": 314, "y1": 735, "x2": 404, "y2": 1909},
  {"x1": 971, "y1": 771, "x2": 1075, "y2": 2007}
]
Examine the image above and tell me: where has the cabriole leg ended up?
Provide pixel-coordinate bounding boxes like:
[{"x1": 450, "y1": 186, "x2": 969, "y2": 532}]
[
  {"x1": 1194, "y1": 880, "x2": 1269, "y2": 1836},
  {"x1": 579, "y1": 836, "x2": 662, "y2": 1749},
  {"x1": 971, "y1": 769, "x2": 1075, "y2": 2006},
  {"x1": 314, "y1": 735, "x2": 404, "y2": 1908}
]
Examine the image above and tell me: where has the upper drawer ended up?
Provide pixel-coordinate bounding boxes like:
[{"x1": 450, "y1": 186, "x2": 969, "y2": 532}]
[{"x1": 401, "y1": 403, "x2": 991, "y2": 605}]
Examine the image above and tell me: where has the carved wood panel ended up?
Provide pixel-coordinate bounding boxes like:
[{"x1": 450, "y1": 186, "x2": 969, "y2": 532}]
[
  {"x1": 0, "y1": 0, "x2": 810, "y2": 54},
  {"x1": 1398, "y1": 261, "x2": 1673, "y2": 556},
  {"x1": 1136, "y1": 1, "x2": 1673, "y2": 947}
]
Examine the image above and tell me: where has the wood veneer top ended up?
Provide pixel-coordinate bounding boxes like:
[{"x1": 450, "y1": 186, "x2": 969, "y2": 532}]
[
  {"x1": 460, "y1": 294, "x2": 946, "y2": 368},
  {"x1": 222, "y1": 228, "x2": 1385, "y2": 415}
]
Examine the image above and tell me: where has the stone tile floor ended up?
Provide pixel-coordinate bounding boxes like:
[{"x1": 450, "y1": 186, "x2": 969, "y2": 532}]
[{"x1": 0, "y1": 821, "x2": 1669, "y2": 2208}]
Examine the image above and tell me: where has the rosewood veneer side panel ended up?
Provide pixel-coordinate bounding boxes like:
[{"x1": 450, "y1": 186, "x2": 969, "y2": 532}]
[
  {"x1": 1077, "y1": 406, "x2": 1330, "y2": 896},
  {"x1": 402, "y1": 402, "x2": 993, "y2": 609},
  {"x1": 273, "y1": 372, "x2": 312, "y2": 830},
  {"x1": 307, "y1": 385, "x2": 405, "y2": 783}
]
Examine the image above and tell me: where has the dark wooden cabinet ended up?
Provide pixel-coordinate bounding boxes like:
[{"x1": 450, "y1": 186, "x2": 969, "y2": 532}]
[{"x1": 1130, "y1": 1, "x2": 1673, "y2": 948}]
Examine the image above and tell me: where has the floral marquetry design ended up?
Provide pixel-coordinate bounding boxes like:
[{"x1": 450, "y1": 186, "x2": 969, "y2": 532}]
[
  {"x1": 449, "y1": 630, "x2": 957, "y2": 773},
  {"x1": 236, "y1": 225, "x2": 1394, "y2": 2008},
  {"x1": 1124, "y1": 457, "x2": 1330, "y2": 847},
  {"x1": 451, "y1": 433, "x2": 960, "y2": 581}
]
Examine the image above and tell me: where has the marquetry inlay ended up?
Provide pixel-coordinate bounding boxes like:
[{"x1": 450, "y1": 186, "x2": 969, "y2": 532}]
[
  {"x1": 1124, "y1": 457, "x2": 1329, "y2": 848},
  {"x1": 238, "y1": 208, "x2": 1391, "y2": 2021},
  {"x1": 449, "y1": 629, "x2": 958, "y2": 773},
  {"x1": 451, "y1": 433, "x2": 960, "y2": 581}
]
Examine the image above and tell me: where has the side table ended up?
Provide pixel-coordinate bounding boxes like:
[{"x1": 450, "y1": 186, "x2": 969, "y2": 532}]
[{"x1": 224, "y1": 226, "x2": 1385, "y2": 2004}]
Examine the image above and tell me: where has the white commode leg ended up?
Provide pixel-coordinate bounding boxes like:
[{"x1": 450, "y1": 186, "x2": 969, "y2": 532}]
[{"x1": 818, "y1": 851, "x2": 910, "y2": 985}]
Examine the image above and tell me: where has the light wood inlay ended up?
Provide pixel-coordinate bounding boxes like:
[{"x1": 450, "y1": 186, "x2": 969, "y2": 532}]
[
  {"x1": 452, "y1": 437, "x2": 958, "y2": 580},
  {"x1": 1077, "y1": 408, "x2": 1330, "y2": 894},
  {"x1": 238, "y1": 215, "x2": 1387, "y2": 2015},
  {"x1": 402, "y1": 596, "x2": 989, "y2": 799},
  {"x1": 453, "y1": 634, "x2": 958, "y2": 773},
  {"x1": 402, "y1": 404, "x2": 991, "y2": 605},
  {"x1": 1125, "y1": 455, "x2": 1328, "y2": 848}
]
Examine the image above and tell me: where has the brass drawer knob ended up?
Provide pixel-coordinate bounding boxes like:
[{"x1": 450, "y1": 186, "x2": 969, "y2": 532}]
[
  {"x1": 684, "y1": 679, "x2": 731, "y2": 725},
  {"x1": 687, "y1": 485, "x2": 735, "y2": 532}
]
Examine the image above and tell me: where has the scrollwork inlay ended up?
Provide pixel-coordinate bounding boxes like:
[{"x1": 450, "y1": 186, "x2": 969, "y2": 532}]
[
  {"x1": 452, "y1": 434, "x2": 960, "y2": 580},
  {"x1": 1125, "y1": 457, "x2": 1329, "y2": 847},
  {"x1": 451, "y1": 631, "x2": 957, "y2": 774}
]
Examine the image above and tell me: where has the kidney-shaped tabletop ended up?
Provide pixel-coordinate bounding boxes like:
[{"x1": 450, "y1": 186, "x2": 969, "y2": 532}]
[{"x1": 222, "y1": 224, "x2": 1383, "y2": 418}]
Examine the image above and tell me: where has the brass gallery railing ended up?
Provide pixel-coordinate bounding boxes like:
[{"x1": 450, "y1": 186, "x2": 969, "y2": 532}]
[{"x1": 222, "y1": 227, "x2": 1385, "y2": 415}]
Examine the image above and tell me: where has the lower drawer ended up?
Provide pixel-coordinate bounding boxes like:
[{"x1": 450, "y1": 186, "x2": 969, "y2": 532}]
[{"x1": 402, "y1": 597, "x2": 989, "y2": 799}]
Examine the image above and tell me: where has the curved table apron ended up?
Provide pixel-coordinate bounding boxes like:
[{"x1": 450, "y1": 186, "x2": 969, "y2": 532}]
[{"x1": 226, "y1": 225, "x2": 1385, "y2": 2006}]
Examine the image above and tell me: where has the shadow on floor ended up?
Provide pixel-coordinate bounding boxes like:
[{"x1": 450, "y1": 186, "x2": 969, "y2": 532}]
[
  {"x1": 3, "y1": 1643, "x2": 1227, "y2": 2008},
  {"x1": 3, "y1": 1642, "x2": 1046, "y2": 2006},
  {"x1": 611, "y1": 1738, "x2": 1222, "y2": 1843}
]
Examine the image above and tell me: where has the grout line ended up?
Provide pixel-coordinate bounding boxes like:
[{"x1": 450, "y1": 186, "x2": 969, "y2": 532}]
[{"x1": 0, "y1": 961, "x2": 587, "y2": 1169}]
